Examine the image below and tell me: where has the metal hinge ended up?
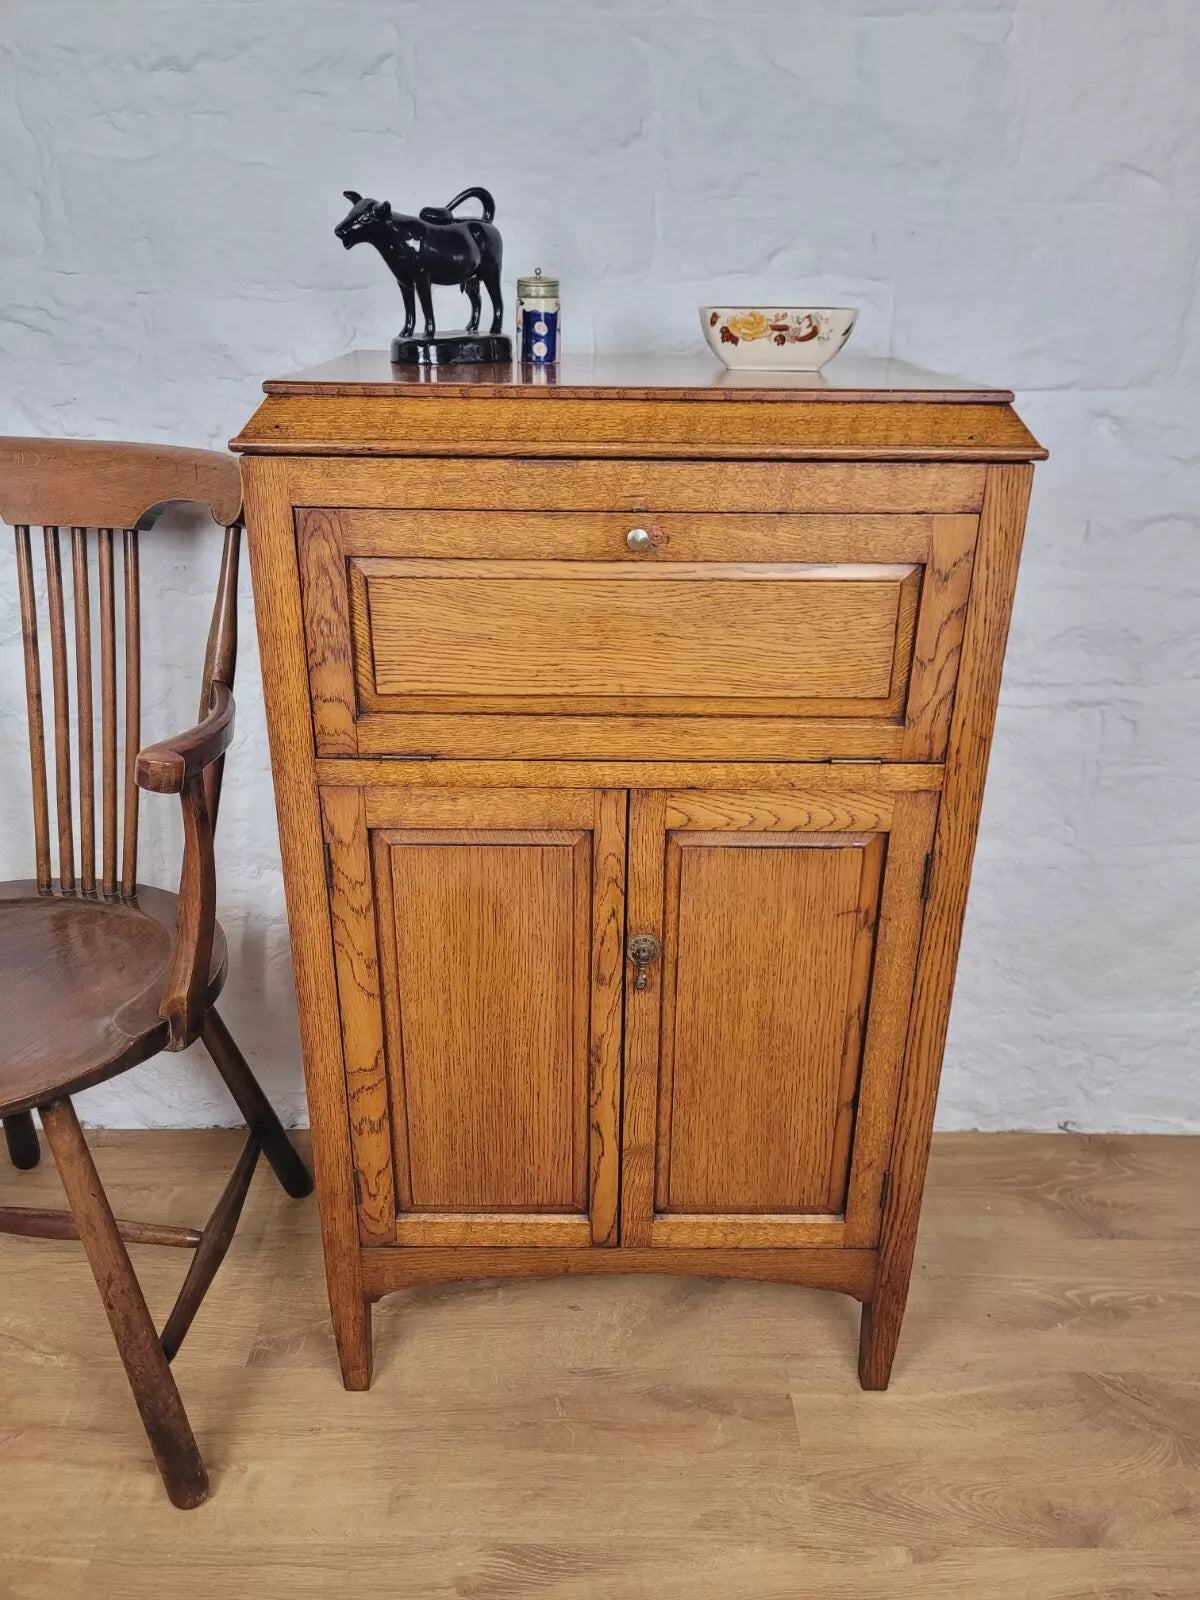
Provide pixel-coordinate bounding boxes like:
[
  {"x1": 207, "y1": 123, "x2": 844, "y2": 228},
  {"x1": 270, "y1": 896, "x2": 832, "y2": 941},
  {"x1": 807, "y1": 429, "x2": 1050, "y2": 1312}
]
[
  {"x1": 921, "y1": 852, "x2": 935, "y2": 901},
  {"x1": 827, "y1": 756, "x2": 883, "y2": 765},
  {"x1": 353, "y1": 1169, "x2": 363, "y2": 1206},
  {"x1": 879, "y1": 1171, "x2": 891, "y2": 1210},
  {"x1": 323, "y1": 838, "x2": 335, "y2": 893}
]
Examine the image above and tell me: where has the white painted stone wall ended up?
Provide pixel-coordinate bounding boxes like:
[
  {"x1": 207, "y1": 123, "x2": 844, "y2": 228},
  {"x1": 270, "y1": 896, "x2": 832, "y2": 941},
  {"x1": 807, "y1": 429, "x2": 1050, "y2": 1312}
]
[{"x1": 1, "y1": 1, "x2": 1196, "y2": 1131}]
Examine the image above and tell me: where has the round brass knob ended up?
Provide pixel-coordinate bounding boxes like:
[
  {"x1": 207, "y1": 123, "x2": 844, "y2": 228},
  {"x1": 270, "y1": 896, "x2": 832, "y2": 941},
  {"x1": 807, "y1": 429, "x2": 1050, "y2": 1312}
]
[{"x1": 626, "y1": 527, "x2": 652, "y2": 553}]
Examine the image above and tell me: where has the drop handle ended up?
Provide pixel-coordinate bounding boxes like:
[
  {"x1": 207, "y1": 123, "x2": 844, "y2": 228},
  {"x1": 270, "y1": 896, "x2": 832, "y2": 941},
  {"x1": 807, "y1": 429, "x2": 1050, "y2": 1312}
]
[
  {"x1": 627, "y1": 933, "x2": 661, "y2": 991},
  {"x1": 626, "y1": 527, "x2": 652, "y2": 553}
]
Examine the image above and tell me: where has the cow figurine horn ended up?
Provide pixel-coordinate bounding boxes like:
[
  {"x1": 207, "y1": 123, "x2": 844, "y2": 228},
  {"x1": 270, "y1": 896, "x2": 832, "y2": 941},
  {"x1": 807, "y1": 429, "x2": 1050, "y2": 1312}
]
[{"x1": 343, "y1": 190, "x2": 361, "y2": 203}]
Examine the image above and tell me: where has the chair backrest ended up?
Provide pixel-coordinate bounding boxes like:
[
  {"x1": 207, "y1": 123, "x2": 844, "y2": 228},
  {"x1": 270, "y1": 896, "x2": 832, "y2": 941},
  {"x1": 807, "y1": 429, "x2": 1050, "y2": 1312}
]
[{"x1": 0, "y1": 439, "x2": 243, "y2": 899}]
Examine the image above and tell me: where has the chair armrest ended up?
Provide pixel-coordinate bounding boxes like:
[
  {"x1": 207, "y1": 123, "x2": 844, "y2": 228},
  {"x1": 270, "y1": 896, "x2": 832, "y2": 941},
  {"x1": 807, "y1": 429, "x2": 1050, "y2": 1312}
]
[
  {"x1": 134, "y1": 682, "x2": 235, "y2": 795},
  {"x1": 135, "y1": 681, "x2": 234, "y2": 1050}
]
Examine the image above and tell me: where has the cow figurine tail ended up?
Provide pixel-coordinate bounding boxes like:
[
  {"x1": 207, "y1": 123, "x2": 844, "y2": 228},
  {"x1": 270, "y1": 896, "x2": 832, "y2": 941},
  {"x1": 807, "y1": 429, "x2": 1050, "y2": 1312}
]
[{"x1": 441, "y1": 186, "x2": 496, "y2": 223}]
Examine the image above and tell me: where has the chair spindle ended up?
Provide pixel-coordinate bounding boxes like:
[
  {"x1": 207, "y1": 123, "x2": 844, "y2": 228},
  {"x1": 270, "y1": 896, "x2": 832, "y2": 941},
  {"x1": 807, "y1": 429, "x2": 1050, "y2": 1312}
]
[
  {"x1": 14, "y1": 526, "x2": 52, "y2": 892},
  {"x1": 71, "y1": 527, "x2": 96, "y2": 894},
  {"x1": 120, "y1": 528, "x2": 140, "y2": 897},
  {"x1": 98, "y1": 529, "x2": 118, "y2": 896},
  {"x1": 42, "y1": 527, "x2": 75, "y2": 893}
]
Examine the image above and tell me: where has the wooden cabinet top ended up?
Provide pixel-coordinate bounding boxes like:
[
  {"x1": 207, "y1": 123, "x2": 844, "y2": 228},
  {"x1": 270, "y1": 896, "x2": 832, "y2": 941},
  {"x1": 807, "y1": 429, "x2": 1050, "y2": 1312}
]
[{"x1": 232, "y1": 350, "x2": 1046, "y2": 462}]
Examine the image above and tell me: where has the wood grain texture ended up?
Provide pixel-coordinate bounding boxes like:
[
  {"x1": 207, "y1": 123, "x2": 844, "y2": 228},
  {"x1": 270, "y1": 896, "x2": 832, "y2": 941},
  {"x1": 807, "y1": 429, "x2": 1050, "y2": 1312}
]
[
  {"x1": 237, "y1": 365, "x2": 1039, "y2": 1395},
  {"x1": 320, "y1": 788, "x2": 396, "y2": 1245},
  {"x1": 70, "y1": 528, "x2": 96, "y2": 894},
  {"x1": 242, "y1": 456, "x2": 373, "y2": 1390},
  {"x1": 663, "y1": 788, "x2": 896, "y2": 831},
  {"x1": 4, "y1": 1130, "x2": 1197, "y2": 1600},
  {"x1": 234, "y1": 394, "x2": 1044, "y2": 461},
  {"x1": 841, "y1": 790, "x2": 941, "y2": 1245},
  {"x1": 384, "y1": 831, "x2": 588, "y2": 1215},
  {"x1": 339, "y1": 508, "x2": 936, "y2": 563},
  {"x1": 361, "y1": 1242, "x2": 875, "y2": 1297},
  {"x1": 588, "y1": 790, "x2": 626, "y2": 1246},
  {"x1": 14, "y1": 525, "x2": 52, "y2": 891},
  {"x1": 355, "y1": 711, "x2": 911, "y2": 761},
  {"x1": 861, "y1": 465, "x2": 1034, "y2": 1388},
  {"x1": 899, "y1": 513, "x2": 978, "y2": 760},
  {"x1": 295, "y1": 508, "x2": 358, "y2": 756},
  {"x1": 119, "y1": 529, "x2": 140, "y2": 896},
  {"x1": 648, "y1": 1214, "x2": 846, "y2": 1249},
  {"x1": 278, "y1": 456, "x2": 988, "y2": 514},
  {"x1": 363, "y1": 787, "x2": 596, "y2": 830},
  {"x1": 360, "y1": 559, "x2": 914, "y2": 704},
  {"x1": 0, "y1": 436, "x2": 242, "y2": 529},
  {"x1": 43, "y1": 526, "x2": 75, "y2": 891},
  {"x1": 0, "y1": 882, "x2": 227, "y2": 1119},
  {"x1": 617, "y1": 789, "x2": 666, "y2": 1248},
  {"x1": 659, "y1": 833, "x2": 876, "y2": 1215},
  {"x1": 391, "y1": 1214, "x2": 593, "y2": 1248},
  {"x1": 0, "y1": 1205, "x2": 200, "y2": 1247},
  {"x1": 37, "y1": 1101, "x2": 209, "y2": 1511},
  {"x1": 317, "y1": 758, "x2": 946, "y2": 792},
  {"x1": 259, "y1": 350, "x2": 1018, "y2": 402},
  {"x1": 98, "y1": 527, "x2": 118, "y2": 896}
]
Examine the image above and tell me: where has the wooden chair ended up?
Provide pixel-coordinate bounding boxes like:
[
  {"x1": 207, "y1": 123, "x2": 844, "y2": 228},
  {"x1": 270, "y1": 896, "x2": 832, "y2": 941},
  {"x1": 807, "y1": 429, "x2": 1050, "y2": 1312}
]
[{"x1": 0, "y1": 438, "x2": 312, "y2": 1509}]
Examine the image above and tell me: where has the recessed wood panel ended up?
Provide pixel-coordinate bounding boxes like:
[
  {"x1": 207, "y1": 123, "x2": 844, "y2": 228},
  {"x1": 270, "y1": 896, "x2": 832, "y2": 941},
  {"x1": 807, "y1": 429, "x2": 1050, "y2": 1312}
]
[
  {"x1": 383, "y1": 835, "x2": 588, "y2": 1214},
  {"x1": 360, "y1": 560, "x2": 917, "y2": 705},
  {"x1": 658, "y1": 835, "x2": 883, "y2": 1216}
]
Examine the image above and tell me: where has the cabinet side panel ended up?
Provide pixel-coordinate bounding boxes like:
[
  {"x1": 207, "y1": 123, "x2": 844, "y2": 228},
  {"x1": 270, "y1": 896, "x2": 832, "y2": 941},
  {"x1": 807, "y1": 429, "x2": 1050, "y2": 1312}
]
[
  {"x1": 862, "y1": 463, "x2": 1033, "y2": 1388},
  {"x1": 663, "y1": 836, "x2": 874, "y2": 1214},
  {"x1": 241, "y1": 457, "x2": 372, "y2": 1389},
  {"x1": 387, "y1": 838, "x2": 587, "y2": 1212}
]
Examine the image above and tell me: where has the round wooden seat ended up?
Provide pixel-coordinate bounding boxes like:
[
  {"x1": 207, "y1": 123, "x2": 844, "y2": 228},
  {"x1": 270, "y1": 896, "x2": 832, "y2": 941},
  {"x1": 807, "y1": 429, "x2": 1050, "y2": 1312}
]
[{"x1": 0, "y1": 882, "x2": 227, "y2": 1118}]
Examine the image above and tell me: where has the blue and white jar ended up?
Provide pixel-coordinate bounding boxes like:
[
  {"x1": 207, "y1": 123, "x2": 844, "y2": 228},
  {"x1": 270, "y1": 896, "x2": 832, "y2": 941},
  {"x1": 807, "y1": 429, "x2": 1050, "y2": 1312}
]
[{"x1": 517, "y1": 269, "x2": 560, "y2": 363}]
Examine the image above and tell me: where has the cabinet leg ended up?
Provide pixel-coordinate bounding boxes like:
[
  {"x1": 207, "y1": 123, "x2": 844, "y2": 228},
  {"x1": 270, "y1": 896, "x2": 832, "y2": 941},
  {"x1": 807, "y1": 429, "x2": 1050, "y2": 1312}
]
[
  {"x1": 332, "y1": 1291, "x2": 373, "y2": 1391},
  {"x1": 857, "y1": 1269, "x2": 912, "y2": 1391}
]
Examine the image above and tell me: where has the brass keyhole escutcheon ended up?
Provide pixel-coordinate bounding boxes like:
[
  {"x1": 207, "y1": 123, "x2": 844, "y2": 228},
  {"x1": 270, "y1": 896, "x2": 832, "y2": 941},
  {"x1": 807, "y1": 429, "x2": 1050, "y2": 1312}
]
[{"x1": 628, "y1": 933, "x2": 661, "y2": 991}]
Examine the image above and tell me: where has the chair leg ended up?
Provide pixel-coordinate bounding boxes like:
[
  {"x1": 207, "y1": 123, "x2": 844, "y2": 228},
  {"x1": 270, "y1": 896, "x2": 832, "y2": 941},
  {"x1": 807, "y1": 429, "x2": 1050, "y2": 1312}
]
[
  {"x1": 201, "y1": 1008, "x2": 313, "y2": 1199},
  {"x1": 4, "y1": 1111, "x2": 40, "y2": 1170},
  {"x1": 38, "y1": 1098, "x2": 210, "y2": 1510}
]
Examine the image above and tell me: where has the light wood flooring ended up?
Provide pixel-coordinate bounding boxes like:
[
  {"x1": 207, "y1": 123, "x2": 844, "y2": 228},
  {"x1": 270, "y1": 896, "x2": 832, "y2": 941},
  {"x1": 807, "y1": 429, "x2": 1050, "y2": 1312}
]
[{"x1": 1, "y1": 1130, "x2": 1197, "y2": 1598}]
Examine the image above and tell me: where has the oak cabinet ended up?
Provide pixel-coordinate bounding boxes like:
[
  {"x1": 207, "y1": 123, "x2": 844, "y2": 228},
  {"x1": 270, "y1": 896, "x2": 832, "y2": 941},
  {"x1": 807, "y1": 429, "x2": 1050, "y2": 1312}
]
[{"x1": 234, "y1": 353, "x2": 1043, "y2": 1394}]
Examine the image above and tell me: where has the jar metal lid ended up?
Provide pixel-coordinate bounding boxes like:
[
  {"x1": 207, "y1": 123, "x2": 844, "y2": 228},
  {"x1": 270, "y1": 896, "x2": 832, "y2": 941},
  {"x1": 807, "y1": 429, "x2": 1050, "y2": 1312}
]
[{"x1": 517, "y1": 267, "x2": 559, "y2": 298}]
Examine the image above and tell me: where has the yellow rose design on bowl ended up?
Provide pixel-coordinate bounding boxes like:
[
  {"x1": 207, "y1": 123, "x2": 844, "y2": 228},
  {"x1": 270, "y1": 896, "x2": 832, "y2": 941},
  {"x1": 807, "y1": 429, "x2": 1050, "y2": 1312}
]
[{"x1": 724, "y1": 311, "x2": 771, "y2": 342}]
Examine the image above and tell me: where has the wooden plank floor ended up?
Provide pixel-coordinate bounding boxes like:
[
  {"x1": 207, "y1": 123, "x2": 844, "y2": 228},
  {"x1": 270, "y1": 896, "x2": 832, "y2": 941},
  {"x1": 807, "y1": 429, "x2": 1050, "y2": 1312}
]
[{"x1": 1, "y1": 1131, "x2": 1197, "y2": 1599}]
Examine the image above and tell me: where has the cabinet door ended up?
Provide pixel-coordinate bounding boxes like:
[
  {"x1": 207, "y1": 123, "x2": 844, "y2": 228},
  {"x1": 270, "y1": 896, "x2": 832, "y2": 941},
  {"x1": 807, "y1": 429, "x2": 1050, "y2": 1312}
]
[
  {"x1": 621, "y1": 783, "x2": 939, "y2": 1250},
  {"x1": 320, "y1": 787, "x2": 625, "y2": 1248}
]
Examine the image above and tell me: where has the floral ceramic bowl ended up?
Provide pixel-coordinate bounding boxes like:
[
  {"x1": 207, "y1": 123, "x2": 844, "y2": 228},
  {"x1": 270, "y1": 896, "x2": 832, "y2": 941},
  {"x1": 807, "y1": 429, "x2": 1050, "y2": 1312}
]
[{"x1": 701, "y1": 306, "x2": 858, "y2": 371}]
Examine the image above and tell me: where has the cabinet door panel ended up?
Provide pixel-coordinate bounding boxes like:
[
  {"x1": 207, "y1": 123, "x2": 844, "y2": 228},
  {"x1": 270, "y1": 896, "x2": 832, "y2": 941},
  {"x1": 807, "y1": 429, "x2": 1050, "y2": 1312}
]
[
  {"x1": 387, "y1": 836, "x2": 586, "y2": 1212},
  {"x1": 622, "y1": 785, "x2": 938, "y2": 1250},
  {"x1": 322, "y1": 787, "x2": 625, "y2": 1247},
  {"x1": 660, "y1": 832, "x2": 882, "y2": 1216}
]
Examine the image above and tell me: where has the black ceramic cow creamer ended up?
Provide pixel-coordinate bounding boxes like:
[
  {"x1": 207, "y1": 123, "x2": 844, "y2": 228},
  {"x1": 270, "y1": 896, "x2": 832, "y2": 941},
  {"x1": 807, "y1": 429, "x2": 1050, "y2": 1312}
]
[{"x1": 335, "y1": 186, "x2": 511, "y2": 364}]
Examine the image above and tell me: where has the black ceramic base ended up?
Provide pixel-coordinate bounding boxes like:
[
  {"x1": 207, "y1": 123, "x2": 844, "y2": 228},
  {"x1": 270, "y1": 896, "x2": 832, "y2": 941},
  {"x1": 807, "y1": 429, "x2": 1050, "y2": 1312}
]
[{"x1": 390, "y1": 330, "x2": 513, "y2": 366}]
